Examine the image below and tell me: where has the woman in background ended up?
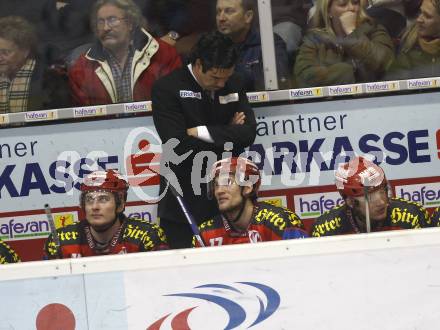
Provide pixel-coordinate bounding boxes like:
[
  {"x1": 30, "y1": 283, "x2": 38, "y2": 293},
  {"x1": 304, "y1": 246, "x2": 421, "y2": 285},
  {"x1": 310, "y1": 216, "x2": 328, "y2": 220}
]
[
  {"x1": 294, "y1": 0, "x2": 394, "y2": 87},
  {"x1": 0, "y1": 16, "x2": 70, "y2": 113},
  {"x1": 386, "y1": 0, "x2": 440, "y2": 80}
]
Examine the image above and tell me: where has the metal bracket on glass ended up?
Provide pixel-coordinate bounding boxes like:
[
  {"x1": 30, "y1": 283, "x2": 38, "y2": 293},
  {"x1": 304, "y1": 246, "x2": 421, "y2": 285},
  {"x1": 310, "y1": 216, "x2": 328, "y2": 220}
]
[{"x1": 257, "y1": 0, "x2": 279, "y2": 91}]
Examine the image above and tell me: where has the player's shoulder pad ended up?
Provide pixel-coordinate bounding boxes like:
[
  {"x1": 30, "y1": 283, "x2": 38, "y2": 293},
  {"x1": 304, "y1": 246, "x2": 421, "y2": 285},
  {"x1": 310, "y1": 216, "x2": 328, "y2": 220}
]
[
  {"x1": 53, "y1": 223, "x2": 82, "y2": 244},
  {"x1": 255, "y1": 202, "x2": 289, "y2": 221},
  {"x1": 311, "y1": 205, "x2": 346, "y2": 237},
  {"x1": 389, "y1": 197, "x2": 429, "y2": 227},
  {"x1": 391, "y1": 197, "x2": 426, "y2": 210},
  {"x1": 261, "y1": 203, "x2": 305, "y2": 228},
  {"x1": 314, "y1": 204, "x2": 346, "y2": 224},
  {"x1": 123, "y1": 218, "x2": 168, "y2": 247},
  {"x1": 254, "y1": 203, "x2": 296, "y2": 231},
  {"x1": 0, "y1": 239, "x2": 11, "y2": 250},
  {"x1": 430, "y1": 207, "x2": 440, "y2": 227},
  {"x1": 125, "y1": 217, "x2": 162, "y2": 231},
  {"x1": 198, "y1": 218, "x2": 217, "y2": 231},
  {"x1": 390, "y1": 197, "x2": 428, "y2": 218},
  {"x1": 0, "y1": 241, "x2": 20, "y2": 263},
  {"x1": 0, "y1": 239, "x2": 20, "y2": 263},
  {"x1": 56, "y1": 222, "x2": 80, "y2": 233}
]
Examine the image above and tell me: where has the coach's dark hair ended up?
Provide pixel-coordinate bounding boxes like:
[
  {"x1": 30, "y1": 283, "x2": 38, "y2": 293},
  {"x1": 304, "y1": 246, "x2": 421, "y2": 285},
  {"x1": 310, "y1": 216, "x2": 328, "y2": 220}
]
[{"x1": 189, "y1": 31, "x2": 238, "y2": 72}]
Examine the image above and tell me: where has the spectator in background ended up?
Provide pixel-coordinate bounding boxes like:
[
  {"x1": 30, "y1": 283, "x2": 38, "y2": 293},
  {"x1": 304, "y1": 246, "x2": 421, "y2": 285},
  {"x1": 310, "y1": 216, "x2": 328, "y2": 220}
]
[
  {"x1": 44, "y1": 170, "x2": 168, "y2": 259},
  {"x1": 294, "y1": 0, "x2": 394, "y2": 87},
  {"x1": 68, "y1": 0, "x2": 181, "y2": 106},
  {"x1": 0, "y1": 16, "x2": 70, "y2": 113},
  {"x1": 403, "y1": 0, "x2": 423, "y2": 20},
  {"x1": 152, "y1": 31, "x2": 256, "y2": 248},
  {"x1": 0, "y1": 0, "x2": 50, "y2": 25},
  {"x1": 272, "y1": 0, "x2": 313, "y2": 62},
  {"x1": 0, "y1": 239, "x2": 20, "y2": 264},
  {"x1": 143, "y1": 0, "x2": 216, "y2": 58},
  {"x1": 44, "y1": 0, "x2": 97, "y2": 65},
  {"x1": 365, "y1": 0, "x2": 407, "y2": 40},
  {"x1": 0, "y1": 0, "x2": 90, "y2": 66},
  {"x1": 385, "y1": 0, "x2": 440, "y2": 80},
  {"x1": 192, "y1": 157, "x2": 307, "y2": 247},
  {"x1": 216, "y1": 0, "x2": 290, "y2": 91},
  {"x1": 0, "y1": 0, "x2": 54, "y2": 49},
  {"x1": 311, "y1": 157, "x2": 430, "y2": 237}
]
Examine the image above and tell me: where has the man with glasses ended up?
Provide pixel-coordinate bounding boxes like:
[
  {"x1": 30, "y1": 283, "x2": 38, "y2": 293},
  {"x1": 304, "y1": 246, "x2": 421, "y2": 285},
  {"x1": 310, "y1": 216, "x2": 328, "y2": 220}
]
[
  {"x1": 192, "y1": 157, "x2": 307, "y2": 247},
  {"x1": 68, "y1": 0, "x2": 181, "y2": 106},
  {"x1": 311, "y1": 156, "x2": 430, "y2": 237},
  {"x1": 44, "y1": 170, "x2": 168, "y2": 259}
]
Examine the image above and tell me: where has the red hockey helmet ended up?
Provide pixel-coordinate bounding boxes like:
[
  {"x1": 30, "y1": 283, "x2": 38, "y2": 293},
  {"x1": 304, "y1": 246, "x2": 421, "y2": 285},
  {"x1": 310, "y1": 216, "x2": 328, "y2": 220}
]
[
  {"x1": 209, "y1": 157, "x2": 261, "y2": 199},
  {"x1": 80, "y1": 170, "x2": 129, "y2": 205},
  {"x1": 335, "y1": 157, "x2": 387, "y2": 198}
]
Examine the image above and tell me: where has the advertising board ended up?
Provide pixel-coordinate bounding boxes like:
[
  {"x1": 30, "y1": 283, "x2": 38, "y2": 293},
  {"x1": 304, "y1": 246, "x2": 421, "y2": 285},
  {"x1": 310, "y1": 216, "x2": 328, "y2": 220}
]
[{"x1": 1, "y1": 93, "x2": 439, "y2": 260}]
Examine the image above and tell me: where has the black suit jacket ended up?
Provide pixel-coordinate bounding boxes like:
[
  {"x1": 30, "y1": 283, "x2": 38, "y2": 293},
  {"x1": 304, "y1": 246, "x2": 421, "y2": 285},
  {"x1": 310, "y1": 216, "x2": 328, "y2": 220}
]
[{"x1": 152, "y1": 65, "x2": 256, "y2": 224}]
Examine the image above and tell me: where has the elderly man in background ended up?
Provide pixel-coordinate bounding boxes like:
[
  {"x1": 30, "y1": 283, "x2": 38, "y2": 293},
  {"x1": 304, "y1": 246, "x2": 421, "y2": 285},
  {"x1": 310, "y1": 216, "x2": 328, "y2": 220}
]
[{"x1": 68, "y1": 0, "x2": 181, "y2": 106}]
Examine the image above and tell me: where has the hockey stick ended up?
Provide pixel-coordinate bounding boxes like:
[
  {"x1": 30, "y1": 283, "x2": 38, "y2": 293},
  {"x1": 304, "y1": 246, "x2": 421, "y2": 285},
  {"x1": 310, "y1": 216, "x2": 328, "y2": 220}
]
[
  {"x1": 168, "y1": 184, "x2": 206, "y2": 247},
  {"x1": 44, "y1": 204, "x2": 62, "y2": 257}
]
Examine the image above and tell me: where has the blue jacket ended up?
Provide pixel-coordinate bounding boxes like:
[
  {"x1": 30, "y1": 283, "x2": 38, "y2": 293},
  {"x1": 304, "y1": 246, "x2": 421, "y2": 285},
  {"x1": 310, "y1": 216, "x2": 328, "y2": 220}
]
[{"x1": 235, "y1": 28, "x2": 290, "y2": 91}]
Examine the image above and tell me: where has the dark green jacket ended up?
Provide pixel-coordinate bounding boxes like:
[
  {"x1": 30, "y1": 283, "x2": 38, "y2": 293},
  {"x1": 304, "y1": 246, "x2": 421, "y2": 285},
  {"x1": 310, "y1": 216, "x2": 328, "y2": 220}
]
[
  {"x1": 385, "y1": 44, "x2": 440, "y2": 80},
  {"x1": 294, "y1": 22, "x2": 394, "y2": 87}
]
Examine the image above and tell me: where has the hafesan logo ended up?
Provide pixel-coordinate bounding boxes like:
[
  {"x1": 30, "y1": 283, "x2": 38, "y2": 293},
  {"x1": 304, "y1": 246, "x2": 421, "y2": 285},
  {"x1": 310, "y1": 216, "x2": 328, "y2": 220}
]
[
  {"x1": 395, "y1": 183, "x2": 440, "y2": 208},
  {"x1": 294, "y1": 192, "x2": 344, "y2": 219}
]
